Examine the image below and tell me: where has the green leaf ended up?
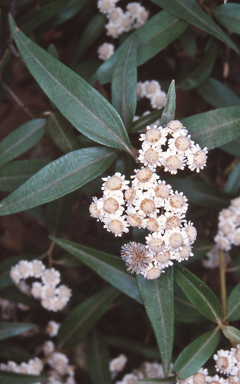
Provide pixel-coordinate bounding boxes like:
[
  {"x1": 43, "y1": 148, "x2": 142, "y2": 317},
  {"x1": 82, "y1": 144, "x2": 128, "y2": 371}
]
[
  {"x1": 197, "y1": 78, "x2": 240, "y2": 109},
  {"x1": 174, "y1": 264, "x2": 222, "y2": 322},
  {"x1": 96, "y1": 11, "x2": 187, "y2": 84},
  {"x1": 130, "y1": 110, "x2": 163, "y2": 133},
  {"x1": 0, "y1": 160, "x2": 49, "y2": 192},
  {"x1": 173, "y1": 328, "x2": 220, "y2": 379},
  {"x1": 0, "y1": 371, "x2": 48, "y2": 384},
  {"x1": 87, "y1": 330, "x2": 112, "y2": 384},
  {"x1": 182, "y1": 106, "x2": 240, "y2": 150},
  {"x1": 58, "y1": 286, "x2": 119, "y2": 348},
  {"x1": 220, "y1": 137, "x2": 240, "y2": 157},
  {"x1": 177, "y1": 42, "x2": 217, "y2": 90},
  {"x1": 50, "y1": 237, "x2": 143, "y2": 304},
  {"x1": 179, "y1": 26, "x2": 197, "y2": 58},
  {"x1": 0, "y1": 340, "x2": 31, "y2": 362},
  {"x1": 226, "y1": 283, "x2": 240, "y2": 321},
  {"x1": 150, "y1": 0, "x2": 239, "y2": 53},
  {"x1": 138, "y1": 378, "x2": 176, "y2": 384},
  {"x1": 9, "y1": 16, "x2": 132, "y2": 155},
  {"x1": 174, "y1": 285, "x2": 205, "y2": 323},
  {"x1": 137, "y1": 268, "x2": 174, "y2": 377},
  {"x1": 212, "y1": 4, "x2": 240, "y2": 35},
  {"x1": 0, "y1": 322, "x2": 35, "y2": 340},
  {"x1": 47, "y1": 44, "x2": 59, "y2": 59},
  {"x1": 47, "y1": 111, "x2": 79, "y2": 153},
  {"x1": 222, "y1": 326, "x2": 240, "y2": 343},
  {"x1": 160, "y1": 80, "x2": 176, "y2": 126},
  {"x1": 71, "y1": 14, "x2": 106, "y2": 66},
  {"x1": 112, "y1": 35, "x2": 138, "y2": 131},
  {"x1": 0, "y1": 286, "x2": 38, "y2": 307},
  {"x1": 0, "y1": 147, "x2": 117, "y2": 216},
  {"x1": 224, "y1": 162, "x2": 240, "y2": 194},
  {"x1": 0, "y1": 119, "x2": 46, "y2": 167},
  {"x1": 164, "y1": 176, "x2": 230, "y2": 210},
  {"x1": 44, "y1": 193, "x2": 75, "y2": 236},
  {"x1": 53, "y1": 0, "x2": 88, "y2": 27}
]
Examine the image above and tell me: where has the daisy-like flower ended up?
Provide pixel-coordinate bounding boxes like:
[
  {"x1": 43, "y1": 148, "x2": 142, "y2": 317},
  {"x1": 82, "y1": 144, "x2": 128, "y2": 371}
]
[
  {"x1": 118, "y1": 373, "x2": 138, "y2": 384},
  {"x1": 164, "y1": 227, "x2": 188, "y2": 251},
  {"x1": 48, "y1": 352, "x2": 69, "y2": 375},
  {"x1": 140, "y1": 125, "x2": 168, "y2": 150},
  {"x1": 28, "y1": 358, "x2": 43, "y2": 375},
  {"x1": 40, "y1": 285, "x2": 57, "y2": 300},
  {"x1": 142, "y1": 80, "x2": 161, "y2": 99},
  {"x1": 10, "y1": 265, "x2": 21, "y2": 284},
  {"x1": 103, "y1": 215, "x2": 129, "y2": 237},
  {"x1": 231, "y1": 227, "x2": 240, "y2": 246},
  {"x1": 41, "y1": 268, "x2": 61, "y2": 287},
  {"x1": 17, "y1": 260, "x2": 32, "y2": 279},
  {"x1": 106, "y1": 21, "x2": 123, "y2": 38},
  {"x1": 108, "y1": 6, "x2": 123, "y2": 22},
  {"x1": 31, "y1": 281, "x2": 43, "y2": 299},
  {"x1": 214, "y1": 233, "x2": 231, "y2": 251},
  {"x1": 167, "y1": 120, "x2": 184, "y2": 132},
  {"x1": 187, "y1": 144, "x2": 208, "y2": 173},
  {"x1": 97, "y1": 0, "x2": 118, "y2": 14},
  {"x1": 119, "y1": 12, "x2": 133, "y2": 32},
  {"x1": 89, "y1": 197, "x2": 101, "y2": 219},
  {"x1": 214, "y1": 349, "x2": 237, "y2": 375},
  {"x1": 165, "y1": 191, "x2": 188, "y2": 214},
  {"x1": 150, "y1": 91, "x2": 167, "y2": 110},
  {"x1": 146, "y1": 232, "x2": 165, "y2": 254},
  {"x1": 154, "y1": 250, "x2": 174, "y2": 269},
  {"x1": 57, "y1": 285, "x2": 72, "y2": 302},
  {"x1": 168, "y1": 134, "x2": 192, "y2": 154},
  {"x1": 132, "y1": 189, "x2": 158, "y2": 218},
  {"x1": 46, "y1": 321, "x2": 60, "y2": 337},
  {"x1": 131, "y1": 167, "x2": 159, "y2": 190},
  {"x1": 31, "y1": 260, "x2": 45, "y2": 278},
  {"x1": 126, "y1": 2, "x2": 142, "y2": 19},
  {"x1": 144, "y1": 265, "x2": 163, "y2": 280},
  {"x1": 97, "y1": 42, "x2": 115, "y2": 61},
  {"x1": 138, "y1": 146, "x2": 162, "y2": 170},
  {"x1": 161, "y1": 149, "x2": 186, "y2": 174},
  {"x1": 43, "y1": 340, "x2": 55, "y2": 356},
  {"x1": 121, "y1": 242, "x2": 152, "y2": 274},
  {"x1": 109, "y1": 354, "x2": 127, "y2": 373}
]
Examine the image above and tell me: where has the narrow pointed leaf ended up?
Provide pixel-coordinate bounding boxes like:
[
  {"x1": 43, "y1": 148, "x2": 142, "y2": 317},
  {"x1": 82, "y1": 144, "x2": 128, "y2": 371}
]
[
  {"x1": 226, "y1": 283, "x2": 240, "y2": 321},
  {"x1": 58, "y1": 286, "x2": 119, "y2": 348},
  {"x1": 112, "y1": 35, "x2": 138, "y2": 131},
  {"x1": 173, "y1": 329, "x2": 220, "y2": 379},
  {"x1": 47, "y1": 111, "x2": 79, "y2": 153},
  {"x1": 0, "y1": 340, "x2": 31, "y2": 362},
  {"x1": 130, "y1": 110, "x2": 163, "y2": 133},
  {"x1": 137, "y1": 268, "x2": 174, "y2": 377},
  {"x1": 96, "y1": 11, "x2": 187, "y2": 84},
  {"x1": 9, "y1": 16, "x2": 132, "y2": 154},
  {"x1": 212, "y1": 4, "x2": 240, "y2": 35},
  {"x1": 50, "y1": 237, "x2": 143, "y2": 304},
  {"x1": 0, "y1": 322, "x2": 35, "y2": 340},
  {"x1": 87, "y1": 330, "x2": 112, "y2": 384},
  {"x1": 45, "y1": 193, "x2": 75, "y2": 236},
  {"x1": 0, "y1": 119, "x2": 46, "y2": 167},
  {"x1": 0, "y1": 160, "x2": 49, "y2": 192},
  {"x1": 179, "y1": 26, "x2": 197, "y2": 58},
  {"x1": 174, "y1": 285, "x2": 205, "y2": 323},
  {"x1": 222, "y1": 326, "x2": 240, "y2": 343},
  {"x1": 175, "y1": 264, "x2": 222, "y2": 322},
  {"x1": 220, "y1": 137, "x2": 240, "y2": 157},
  {"x1": 138, "y1": 378, "x2": 176, "y2": 384},
  {"x1": 0, "y1": 371, "x2": 48, "y2": 384},
  {"x1": 0, "y1": 147, "x2": 117, "y2": 216},
  {"x1": 224, "y1": 163, "x2": 240, "y2": 194},
  {"x1": 104, "y1": 335, "x2": 160, "y2": 359},
  {"x1": 160, "y1": 80, "x2": 176, "y2": 126},
  {"x1": 197, "y1": 78, "x2": 240, "y2": 109},
  {"x1": 182, "y1": 106, "x2": 240, "y2": 150},
  {"x1": 150, "y1": 0, "x2": 239, "y2": 53}
]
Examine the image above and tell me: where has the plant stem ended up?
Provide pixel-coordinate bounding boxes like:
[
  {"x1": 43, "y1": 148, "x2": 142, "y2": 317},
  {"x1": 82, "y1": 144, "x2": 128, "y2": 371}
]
[{"x1": 219, "y1": 249, "x2": 227, "y2": 322}]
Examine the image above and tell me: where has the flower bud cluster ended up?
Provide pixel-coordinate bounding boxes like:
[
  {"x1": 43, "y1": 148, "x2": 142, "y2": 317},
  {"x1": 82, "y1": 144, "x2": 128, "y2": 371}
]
[
  {"x1": 10, "y1": 260, "x2": 71, "y2": 312},
  {"x1": 137, "y1": 81, "x2": 167, "y2": 110},
  {"x1": 0, "y1": 358, "x2": 43, "y2": 376},
  {"x1": 214, "y1": 197, "x2": 240, "y2": 252},
  {"x1": 115, "y1": 361, "x2": 173, "y2": 384}
]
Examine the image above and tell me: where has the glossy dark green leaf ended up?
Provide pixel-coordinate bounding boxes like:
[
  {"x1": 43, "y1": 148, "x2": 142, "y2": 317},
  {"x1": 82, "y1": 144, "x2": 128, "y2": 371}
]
[
  {"x1": 53, "y1": 0, "x2": 87, "y2": 27},
  {"x1": 160, "y1": 80, "x2": 176, "y2": 126},
  {"x1": 9, "y1": 17, "x2": 132, "y2": 154},
  {"x1": 0, "y1": 160, "x2": 49, "y2": 192},
  {"x1": 182, "y1": 106, "x2": 240, "y2": 150},
  {"x1": 223, "y1": 326, "x2": 240, "y2": 343},
  {"x1": 137, "y1": 268, "x2": 174, "y2": 377},
  {"x1": 179, "y1": 26, "x2": 197, "y2": 57},
  {"x1": 212, "y1": 4, "x2": 240, "y2": 35},
  {"x1": 177, "y1": 42, "x2": 217, "y2": 90},
  {"x1": 174, "y1": 285, "x2": 205, "y2": 323},
  {"x1": 112, "y1": 35, "x2": 138, "y2": 131},
  {"x1": 173, "y1": 328, "x2": 220, "y2": 379},
  {"x1": 150, "y1": 0, "x2": 239, "y2": 53},
  {"x1": 73, "y1": 60, "x2": 101, "y2": 84},
  {"x1": 71, "y1": 14, "x2": 106, "y2": 66},
  {"x1": 47, "y1": 111, "x2": 79, "y2": 153},
  {"x1": 47, "y1": 44, "x2": 59, "y2": 59},
  {"x1": 0, "y1": 119, "x2": 46, "y2": 167},
  {"x1": 0, "y1": 322, "x2": 35, "y2": 340},
  {"x1": 224, "y1": 162, "x2": 240, "y2": 194},
  {"x1": 44, "y1": 193, "x2": 75, "y2": 236},
  {"x1": 0, "y1": 371, "x2": 48, "y2": 384},
  {"x1": 0, "y1": 340, "x2": 31, "y2": 362},
  {"x1": 96, "y1": 11, "x2": 187, "y2": 84},
  {"x1": 87, "y1": 330, "x2": 112, "y2": 384},
  {"x1": 58, "y1": 286, "x2": 119, "y2": 348},
  {"x1": 175, "y1": 264, "x2": 222, "y2": 322},
  {"x1": 0, "y1": 147, "x2": 117, "y2": 216},
  {"x1": 220, "y1": 137, "x2": 240, "y2": 157},
  {"x1": 138, "y1": 378, "x2": 176, "y2": 384},
  {"x1": 197, "y1": 78, "x2": 240, "y2": 109},
  {"x1": 50, "y1": 237, "x2": 143, "y2": 304},
  {"x1": 164, "y1": 176, "x2": 230, "y2": 210},
  {"x1": 104, "y1": 335, "x2": 160, "y2": 359},
  {"x1": 130, "y1": 110, "x2": 163, "y2": 133},
  {"x1": 226, "y1": 283, "x2": 240, "y2": 321}
]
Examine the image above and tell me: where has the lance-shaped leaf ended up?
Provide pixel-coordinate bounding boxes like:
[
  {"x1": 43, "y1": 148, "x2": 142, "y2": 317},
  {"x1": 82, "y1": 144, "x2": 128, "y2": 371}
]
[
  {"x1": 0, "y1": 371, "x2": 48, "y2": 384},
  {"x1": 174, "y1": 285, "x2": 205, "y2": 323},
  {"x1": 130, "y1": 110, "x2": 163, "y2": 133},
  {"x1": 212, "y1": 4, "x2": 240, "y2": 35},
  {"x1": 175, "y1": 264, "x2": 222, "y2": 322},
  {"x1": 173, "y1": 328, "x2": 220, "y2": 379},
  {"x1": 58, "y1": 286, "x2": 119, "y2": 348},
  {"x1": 160, "y1": 80, "x2": 176, "y2": 126},
  {"x1": 9, "y1": 16, "x2": 132, "y2": 155},
  {"x1": 179, "y1": 26, "x2": 197, "y2": 58},
  {"x1": 224, "y1": 163, "x2": 240, "y2": 194},
  {"x1": 96, "y1": 11, "x2": 187, "y2": 84},
  {"x1": 182, "y1": 106, "x2": 240, "y2": 150},
  {"x1": 87, "y1": 330, "x2": 112, "y2": 384},
  {"x1": 0, "y1": 147, "x2": 117, "y2": 216},
  {"x1": 150, "y1": 0, "x2": 239, "y2": 53},
  {"x1": 47, "y1": 111, "x2": 79, "y2": 153},
  {"x1": 45, "y1": 193, "x2": 75, "y2": 236},
  {"x1": 138, "y1": 378, "x2": 176, "y2": 384},
  {"x1": 0, "y1": 119, "x2": 46, "y2": 168},
  {"x1": 0, "y1": 160, "x2": 49, "y2": 192},
  {"x1": 0, "y1": 339, "x2": 31, "y2": 362},
  {"x1": 104, "y1": 335, "x2": 160, "y2": 359},
  {"x1": 137, "y1": 268, "x2": 174, "y2": 377},
  {"x1": 226, "y1": 284, "x2": 240, "y2": 321},
  {"x1": 0, "y1": 322, "x2": 35, "y2": 340},
  {"x1": 112, "y1": 35, "x2": 138, "y2": 131},
  {"x1": 220, "y1": 137, "x2": 240, "y2": 158},
  {"x1": 50, "y1": 237, "x2": 143, "y2": 304},
  {"x1": 222, "y1": 326, "x2": 240, "y2": 343},
  {"x1": 197, "y1": 78, "x2": 240, "y2": 109}
]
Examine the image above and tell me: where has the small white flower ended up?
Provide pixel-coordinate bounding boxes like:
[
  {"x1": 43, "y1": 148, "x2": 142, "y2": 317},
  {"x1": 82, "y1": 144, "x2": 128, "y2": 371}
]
[
  {"x1": 106, "y1": 21, "x2": 123, "y2": 38},
  {"x1": 214, "y1": 349, "x2": 237, "y2": 375},
  {"x1": 150, "y1": 90, "x2": 167, "y2": 109},
  {"x1": 214, "y1": 233, "x2": 231, "y2": 251},
  {"x1": 28, "y1": 358, "x2": 43, "y2": 375},
  {"x1": 10, "y1": 265, "x2": 20, "y2": 284},
  {"x1": 142, "y1": 80, "x2": 161, "y2": 99},
  {"x1": 160, "y1": 149, "x2": 186, "y2": 174},
  {"x1": 187, "y1": 144, "x2": 208, "y2": 173},
  {"x1": 31, "y1": 260, "x2": 45, "y2": 278},
  {"x1": 97, "y1": 0, "x2": 118, "y2": 14},
  {"x1": 31, "y1": 282, "x2": 43, "y2": 299},
  {"x1": 121, "y1": 242, "x2": 152, "y2": 274},
  {"x1": 17, "y1": 260, "x2": 32, "y2": 279},
  {"x1": 46, "y1": 321, "x2": 60, "y2": 337},
  {"x1": 41, "y1": 268, "x2": 61, "y2": 287},
  {"x1": 109, "y1": 354, "x2": 127, "y2": 373},
  {"x1": 97, "y1": 43, "x2": 115, "y2": 61},
  {"x1": 43, "y1": 340, "x2": 55, "y2": 356},
  {"x1": 165, "y1": 191, "x2": 188, "y2": 214},
  {"x1": 131, "y1": 167, "x2": 159, "y2": 190},
  {"x1": 48, "y1": 352, "x2": 69, "y2": 375},
  {"x1": 57, "y1": 285, "x2": 72, "y2": 302}
]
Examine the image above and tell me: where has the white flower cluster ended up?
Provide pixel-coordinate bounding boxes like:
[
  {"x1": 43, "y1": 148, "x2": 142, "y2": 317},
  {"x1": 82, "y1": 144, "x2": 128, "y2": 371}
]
[
  {"x1": 137, "y1": 81, "x2": 167, "y2": 110},
  {"x1": 202, "y1": 244, "x2": 231, "y2": 269},
  {"x1": 178, "y1": 345, "x2": 240, "y2": 384},
  {"x1": 10, "y1": 260, "x2": 71, "y2": 312},
  {"x1": 116, "y1": 361, "x2": 173, "y2": 384},
  {"x1": 0, "y1": 357, "x2": 43, "y2": 376},
  {"x1": 90, "y1": 121, "x2": 207, "y2": 279},
  {"x1": 214, "y1": 197, "x2": 240, "y2": 252}
]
